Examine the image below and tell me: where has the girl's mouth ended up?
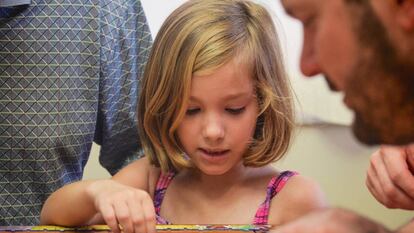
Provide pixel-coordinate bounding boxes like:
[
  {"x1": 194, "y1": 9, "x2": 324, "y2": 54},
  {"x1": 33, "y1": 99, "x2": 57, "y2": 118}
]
[{"x1": 200, "y1": 148, "x2": 229, "y2": 156}]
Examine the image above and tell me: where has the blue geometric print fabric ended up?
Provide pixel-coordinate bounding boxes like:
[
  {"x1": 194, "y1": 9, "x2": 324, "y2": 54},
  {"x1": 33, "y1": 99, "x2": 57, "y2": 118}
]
[
  {"x1": 0, "y1": 0, "x2": 31, "y2": 7},
  {"x1": 0, "y1": 0, "x2": 152, "y2": 225}
]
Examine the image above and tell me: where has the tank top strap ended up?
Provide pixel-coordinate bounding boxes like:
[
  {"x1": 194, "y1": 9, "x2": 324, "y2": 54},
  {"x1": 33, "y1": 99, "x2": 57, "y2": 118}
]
[
  {"x1": 153, "y1": 171, "x2": 176, "y2": 224},
  {"x1": 252, "y1": 170, "x2": 298, "y2": 225}
]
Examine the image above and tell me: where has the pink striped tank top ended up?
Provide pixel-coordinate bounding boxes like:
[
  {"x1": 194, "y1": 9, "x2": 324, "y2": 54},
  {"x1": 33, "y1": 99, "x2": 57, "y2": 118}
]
[{"x1": 153, "y1": 170, "x2": 298, "y2": 225}]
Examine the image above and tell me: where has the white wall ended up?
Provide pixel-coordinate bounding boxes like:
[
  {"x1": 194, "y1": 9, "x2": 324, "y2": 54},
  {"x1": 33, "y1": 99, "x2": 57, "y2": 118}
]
[{"x1": 83, "y1": 0, "x2": 413, "y2": 230}]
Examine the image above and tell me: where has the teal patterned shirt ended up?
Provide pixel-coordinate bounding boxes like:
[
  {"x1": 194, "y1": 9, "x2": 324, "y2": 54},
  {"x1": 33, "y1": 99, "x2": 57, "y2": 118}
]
[{"x1": 0, "y1": 0, "x2": 152, "y2": 225}]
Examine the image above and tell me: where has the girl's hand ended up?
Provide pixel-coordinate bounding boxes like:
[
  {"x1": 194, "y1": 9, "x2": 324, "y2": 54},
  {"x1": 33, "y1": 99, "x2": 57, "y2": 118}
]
[{"x1": 86, "y1": 179, "x2": 156, "y2": 233}]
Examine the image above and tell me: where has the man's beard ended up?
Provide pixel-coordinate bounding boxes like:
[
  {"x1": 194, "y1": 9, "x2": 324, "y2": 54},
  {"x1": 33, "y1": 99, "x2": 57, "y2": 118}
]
[
  {"x1": 343, "y1": 1, "x2": 414, "y2": 145},
  {"x1": 349, "y1": 61, "x2": 414, "y2": 145}
]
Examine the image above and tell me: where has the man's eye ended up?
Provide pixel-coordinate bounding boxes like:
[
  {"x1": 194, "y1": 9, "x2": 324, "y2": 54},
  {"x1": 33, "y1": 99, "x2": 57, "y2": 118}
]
[
  {"x1": 186, "y1": 108, "x2": 200, "y2": 115},
  {"x1": 226, "y1": 107, "x2": 245, "y2": 115}
]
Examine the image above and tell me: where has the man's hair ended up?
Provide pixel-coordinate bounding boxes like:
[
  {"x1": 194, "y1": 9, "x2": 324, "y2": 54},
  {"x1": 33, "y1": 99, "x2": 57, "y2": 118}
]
[{"x1": 138, "y1": 0, "x2": 294, "y2": 172}]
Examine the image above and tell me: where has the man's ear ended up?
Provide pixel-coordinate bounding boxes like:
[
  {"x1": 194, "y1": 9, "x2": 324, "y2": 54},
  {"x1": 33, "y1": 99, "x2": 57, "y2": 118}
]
[{"x1": 396, "y1": 0, "x2": 414, "y2": 31}]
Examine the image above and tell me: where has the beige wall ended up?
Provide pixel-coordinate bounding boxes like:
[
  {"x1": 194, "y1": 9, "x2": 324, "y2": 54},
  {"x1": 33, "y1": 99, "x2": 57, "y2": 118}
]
[{"x1": 83, "y1": 125, "x2": 412, "y2": 230}]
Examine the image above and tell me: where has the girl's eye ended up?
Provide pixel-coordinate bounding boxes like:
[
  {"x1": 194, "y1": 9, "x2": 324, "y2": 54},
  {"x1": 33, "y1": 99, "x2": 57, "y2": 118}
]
[
  {"x1": 226, "y1": 107, "x2": 245, "y2": 115},
  {"x1": 186, "y1": 108, "x2": 200, "y2": 115}
]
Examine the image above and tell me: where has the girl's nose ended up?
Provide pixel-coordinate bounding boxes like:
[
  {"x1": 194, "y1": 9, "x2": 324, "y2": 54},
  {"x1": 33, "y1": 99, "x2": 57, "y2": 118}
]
[{"x1": 202, "y1": 115, "x2": 225, "y2": 143}]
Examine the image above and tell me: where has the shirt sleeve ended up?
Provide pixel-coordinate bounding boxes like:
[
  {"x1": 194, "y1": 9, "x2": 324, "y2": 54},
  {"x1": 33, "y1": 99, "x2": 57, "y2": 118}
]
[
  {"x1": 0, "y1": 0, "x2": 31, "y2": 7},
  {"x1": 95, "y1": 0, "x2": 152, "y2": 175}
]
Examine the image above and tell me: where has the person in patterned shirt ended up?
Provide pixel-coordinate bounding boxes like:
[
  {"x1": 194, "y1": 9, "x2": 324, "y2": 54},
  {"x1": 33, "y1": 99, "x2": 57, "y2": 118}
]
[{"x1": 0, "y1": 0, "x2": 152, "y2": 225}]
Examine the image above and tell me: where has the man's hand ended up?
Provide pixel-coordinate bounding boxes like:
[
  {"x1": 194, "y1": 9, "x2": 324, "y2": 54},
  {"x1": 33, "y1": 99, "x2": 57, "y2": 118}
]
[
  {"x1": 271, "y1": 208, "x2": 391, "y2": 233},
  {"x1": 366, "y1": 144, "x2": 414, "y2": 210}
]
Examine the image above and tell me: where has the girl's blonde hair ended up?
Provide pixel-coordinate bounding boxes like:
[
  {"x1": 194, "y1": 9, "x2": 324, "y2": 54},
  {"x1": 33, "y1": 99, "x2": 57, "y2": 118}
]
[{"x1": 138, "y1": 0, "x2": 294, "y2": 172}]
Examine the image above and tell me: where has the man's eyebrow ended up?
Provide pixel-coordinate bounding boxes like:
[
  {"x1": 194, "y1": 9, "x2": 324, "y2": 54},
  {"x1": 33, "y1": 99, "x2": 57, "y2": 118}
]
[
  {"x1": 281, "y1": 1, "x2": 309, "y2": 19},
  {"x1": 284, "y1": 8, "x2": 293, "y2": 16},
  {"x1": 282, "y1": 4, "x2": 294, "y2": 16}
]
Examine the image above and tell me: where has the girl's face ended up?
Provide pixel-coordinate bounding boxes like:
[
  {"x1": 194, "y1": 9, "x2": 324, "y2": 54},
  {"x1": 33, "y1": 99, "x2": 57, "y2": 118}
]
[{"x1": 176, "y1": 59, "x2": 259, "y2": 176}]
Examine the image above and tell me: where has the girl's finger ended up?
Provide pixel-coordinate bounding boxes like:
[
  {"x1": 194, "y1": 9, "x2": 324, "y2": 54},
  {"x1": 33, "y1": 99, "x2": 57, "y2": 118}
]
[
  {"x1": 114, "y1": 201, "x2": 134, "y2": 233},
  {"x1": 100, "y1": 203, "x2": 120, "y2": 233}
]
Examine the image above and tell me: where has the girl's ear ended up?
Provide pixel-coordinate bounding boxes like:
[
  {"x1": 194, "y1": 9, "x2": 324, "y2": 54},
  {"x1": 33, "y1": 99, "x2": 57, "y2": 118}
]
[{"x1": 396, "y1": 0, "x2": 414, "y2": 31}]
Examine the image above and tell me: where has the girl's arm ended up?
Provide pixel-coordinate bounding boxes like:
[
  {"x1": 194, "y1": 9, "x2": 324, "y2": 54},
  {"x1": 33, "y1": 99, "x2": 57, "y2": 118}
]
[
  {"x1": 40, "y1": 179, "x2": 98, "y2": 225},
  {"x1": 40, "y1": 157, "x2": 157, "y2": 233}
]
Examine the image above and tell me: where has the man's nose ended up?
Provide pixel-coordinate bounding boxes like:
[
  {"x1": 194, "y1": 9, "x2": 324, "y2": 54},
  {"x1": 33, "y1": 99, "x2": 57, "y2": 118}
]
[{"x1": 300, "y1": 34, "x2": 322, "y2": 77}]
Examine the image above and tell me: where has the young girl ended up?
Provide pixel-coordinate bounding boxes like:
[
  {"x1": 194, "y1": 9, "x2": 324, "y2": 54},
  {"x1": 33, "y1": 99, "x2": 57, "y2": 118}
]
[{"x1": 40, "y1": 0, "x2": 327, "y2": 232}]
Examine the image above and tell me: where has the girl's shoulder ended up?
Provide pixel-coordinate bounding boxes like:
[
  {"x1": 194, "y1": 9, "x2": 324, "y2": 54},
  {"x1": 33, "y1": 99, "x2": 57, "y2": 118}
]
[
  {"x1": 268, "y1": 173, "x2": 328, "y2": 226},
  {"x1": 112, "y1": 156, "x2": 162, "y2": 197},
  {"x1": 275, "y1": 174, "x2": 325, "y2": 201}
]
